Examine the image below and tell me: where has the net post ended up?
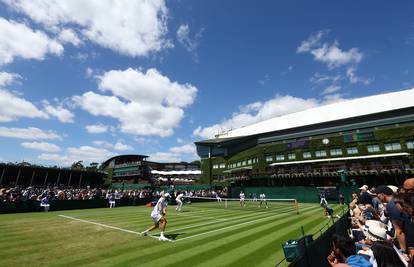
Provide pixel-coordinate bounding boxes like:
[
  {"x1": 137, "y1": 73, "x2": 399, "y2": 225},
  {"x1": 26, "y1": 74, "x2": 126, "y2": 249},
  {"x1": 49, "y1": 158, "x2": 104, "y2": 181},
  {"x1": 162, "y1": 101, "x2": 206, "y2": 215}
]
[
  {"x1": 294, "y1": 199, "x2": 299, "y2": 214},
  {"x1": 225, "y1": 199, "x2": 227, "y2": 208}
]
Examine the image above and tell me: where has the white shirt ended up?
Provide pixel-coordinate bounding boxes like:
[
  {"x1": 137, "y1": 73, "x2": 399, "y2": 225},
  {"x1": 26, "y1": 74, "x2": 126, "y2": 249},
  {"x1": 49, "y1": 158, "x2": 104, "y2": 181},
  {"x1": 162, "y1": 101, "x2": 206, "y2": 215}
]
[
  {"x1": 176, "y1": 193, "x2": 184, "y2": 201},
  {"x1": 260, "y1": 194, "x2": 266, "y2": 200},
  {"x1": 151, "y1": 197, "x2": 168, "y2": 217},
  {"x1": 240, "y1": 193, "x2": 245, "y2": 199}
]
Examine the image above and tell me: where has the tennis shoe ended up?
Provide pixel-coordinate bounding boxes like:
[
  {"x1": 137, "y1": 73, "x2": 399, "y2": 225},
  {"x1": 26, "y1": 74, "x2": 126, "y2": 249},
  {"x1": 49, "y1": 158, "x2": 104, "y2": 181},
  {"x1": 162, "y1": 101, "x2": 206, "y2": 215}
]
[{"x1": 159, "y1": 236, "x2": 170, "y2": 242}]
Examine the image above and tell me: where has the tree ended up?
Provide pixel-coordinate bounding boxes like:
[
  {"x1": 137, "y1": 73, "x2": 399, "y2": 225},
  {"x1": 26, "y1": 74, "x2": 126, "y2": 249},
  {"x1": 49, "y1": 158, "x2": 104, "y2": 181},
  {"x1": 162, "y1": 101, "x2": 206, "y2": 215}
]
[
  {"x1": 71, "y1": 160, "x2": 84, "y2": 170},
  {"x1": 87, "y1": 162, "x2": 99, "y2": 171}
]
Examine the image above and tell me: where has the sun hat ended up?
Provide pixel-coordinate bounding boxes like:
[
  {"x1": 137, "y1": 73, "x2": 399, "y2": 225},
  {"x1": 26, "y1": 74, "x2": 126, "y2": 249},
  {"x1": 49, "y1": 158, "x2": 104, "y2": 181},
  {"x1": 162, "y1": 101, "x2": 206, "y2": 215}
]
[{"x1": 364, "y1": 224, "x2": 387, "y2": 242}]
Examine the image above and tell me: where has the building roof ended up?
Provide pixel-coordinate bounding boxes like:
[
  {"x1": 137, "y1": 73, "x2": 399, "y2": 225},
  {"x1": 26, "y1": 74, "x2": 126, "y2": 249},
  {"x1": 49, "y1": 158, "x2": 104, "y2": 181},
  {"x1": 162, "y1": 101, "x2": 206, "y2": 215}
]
[
  {"x1": 100, "y1": 154, "x2": 148, "y2": 168},
  {"x1": 216, "y1": 88, "x2": 414, "y2": 139}
]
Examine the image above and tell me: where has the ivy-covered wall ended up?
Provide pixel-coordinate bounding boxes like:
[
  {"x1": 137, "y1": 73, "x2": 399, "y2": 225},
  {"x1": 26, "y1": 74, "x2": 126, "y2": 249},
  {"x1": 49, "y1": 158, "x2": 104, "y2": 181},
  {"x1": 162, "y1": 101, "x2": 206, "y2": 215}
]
[{"x1": 200, "y1": 123, "x2": 414, "y2": 181}]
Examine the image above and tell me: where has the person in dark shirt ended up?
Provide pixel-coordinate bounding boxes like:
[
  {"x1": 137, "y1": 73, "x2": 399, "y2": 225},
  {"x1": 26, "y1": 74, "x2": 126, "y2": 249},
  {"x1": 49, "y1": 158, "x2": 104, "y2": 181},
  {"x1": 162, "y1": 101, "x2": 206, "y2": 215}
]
[
  {"x1": 375, "y1": 185, "x2": 408, "y2": 254},
  {"x1": 359, "y1": 185, "x2": 373, "y2": 206},
  {"x1": 395, "y1": 192, "x2": 414, "y2": 262}
]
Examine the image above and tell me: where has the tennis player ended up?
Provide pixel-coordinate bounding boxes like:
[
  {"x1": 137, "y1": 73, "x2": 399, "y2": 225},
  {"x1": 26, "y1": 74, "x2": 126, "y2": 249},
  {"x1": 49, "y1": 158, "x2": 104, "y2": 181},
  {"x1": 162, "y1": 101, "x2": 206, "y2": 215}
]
[
  {"x1": 212, "y1": 190, "x2": 222, "y2": 203},
  {"x1": 240, "y1": 191, "x2": 246, "y2": 207},
  {"x1": 176, "y1": 192, "x2": 184, "y2": 212},
  {"x1": 142, "y1": 193, "x2": 171, "y2": 241},
  {"x1": 258, "y1": 193, "x2": 269, "y2": 208}
]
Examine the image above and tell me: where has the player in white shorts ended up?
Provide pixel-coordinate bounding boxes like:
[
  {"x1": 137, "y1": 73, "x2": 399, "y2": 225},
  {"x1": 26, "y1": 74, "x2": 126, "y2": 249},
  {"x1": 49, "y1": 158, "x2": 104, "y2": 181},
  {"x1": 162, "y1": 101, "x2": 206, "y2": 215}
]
[
  {"x1": 176, "y1": 192, "x2": 184, "y2": 212},
  {"x1": 212, "y1": 191, "x2": 222, "y2": 203},
  {"x1": 142, "y1": 193, "x2": 171, "y2": 241},
  {"x1": 258, "y1": 193, "x2": 269, "y2": 208},
  {"x1": 239, "y1": 191, "x2": 246, "y2": 207}
]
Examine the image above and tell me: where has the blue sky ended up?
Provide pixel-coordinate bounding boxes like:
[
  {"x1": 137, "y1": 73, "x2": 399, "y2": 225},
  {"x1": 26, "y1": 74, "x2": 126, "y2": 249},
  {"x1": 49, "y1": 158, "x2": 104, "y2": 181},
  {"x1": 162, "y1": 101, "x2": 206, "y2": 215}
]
[{"x1": 0, "y1": 0, "x2": 413, "y2": 166}]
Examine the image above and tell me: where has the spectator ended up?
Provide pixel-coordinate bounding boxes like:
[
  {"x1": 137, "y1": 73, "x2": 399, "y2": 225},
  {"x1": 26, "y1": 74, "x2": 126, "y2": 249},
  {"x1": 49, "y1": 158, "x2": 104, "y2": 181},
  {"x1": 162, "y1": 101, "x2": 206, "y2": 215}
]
[
  {"x1": 359, "y1": 185, "x2": 373, "y2": 206},
  {"x1": 374, "y1": 185, "x2": 408, "y2": 254},
  {"x1": 327, "y1": 234, "x2": 372, "y2": 266}
]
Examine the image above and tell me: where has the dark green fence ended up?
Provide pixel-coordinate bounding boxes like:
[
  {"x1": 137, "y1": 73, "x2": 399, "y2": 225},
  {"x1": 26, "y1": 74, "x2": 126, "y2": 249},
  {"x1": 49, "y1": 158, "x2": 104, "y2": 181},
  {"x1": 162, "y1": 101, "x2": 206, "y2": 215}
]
[
  {"x1": 0, "y1": 198, "x2": 151, "y2": 214},
  {"x1": 288, "y1": 212, "x2": 350, "y2": 267}
]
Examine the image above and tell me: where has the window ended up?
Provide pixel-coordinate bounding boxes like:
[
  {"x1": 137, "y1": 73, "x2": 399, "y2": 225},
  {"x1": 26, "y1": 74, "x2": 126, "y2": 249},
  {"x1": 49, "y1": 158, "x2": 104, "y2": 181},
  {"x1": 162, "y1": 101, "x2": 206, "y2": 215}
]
[
  {"x1": 265, "y1": 155, "x2": 273, "y2": 162},
  {"x1": 407, "y1": 141, "x2": 414, "y2": 149},
  {"x1": 330, "y1": 148, "x2": 343, "y2": 156},
  {"x1": 219, "y1": 163, "x2": 226, "y2": 169},
  {"x1": 367, "y1": 144, "x2": 380, "y2": 153},
  {"x1": 303, "y1": 152, "x2": 312, "y2": 159},
  {"x1": 315, "y1": 150, "x2": 327, "y2": 157},
  {"x1": 212, "y1": 164, "x2": 219, "y2": 169},
  {"x1": 242, "y1": 160, "x2": 247, "y2": 166},
  {"x1": 276, "y1": 154, "x2": 285, "y2": 161},
  {"x1": 237, "y1": 162, "x2": 241, "y2": 167},
  {"x1": 288, "y1": 153, "x2": 296, "y2": 160},
  {"x1": 384, "y1": 142, "x2": 401, "y2": 151},
  {"x1": 247, "y1": 159, "x2": 252, "y2": 165},
  {"x1": 347, "y1": 147, "x2": 358, "y2": 154}
]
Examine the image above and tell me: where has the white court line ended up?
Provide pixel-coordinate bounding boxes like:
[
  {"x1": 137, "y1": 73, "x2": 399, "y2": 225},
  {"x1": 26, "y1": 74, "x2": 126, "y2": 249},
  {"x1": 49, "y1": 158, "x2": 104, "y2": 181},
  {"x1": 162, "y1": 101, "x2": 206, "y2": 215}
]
[
  {"x1": 174, "y1": 206, "x2": 317, "y2": 242},
  {"x1": 58, "y1": 215, "x2": 168, "y2": 242},
  {"x1": 174, "y1": 213, "x2": 229, "y2": 222},
  {"x1": 168, "y1": 205, "x2": 299, "y2": 233}
]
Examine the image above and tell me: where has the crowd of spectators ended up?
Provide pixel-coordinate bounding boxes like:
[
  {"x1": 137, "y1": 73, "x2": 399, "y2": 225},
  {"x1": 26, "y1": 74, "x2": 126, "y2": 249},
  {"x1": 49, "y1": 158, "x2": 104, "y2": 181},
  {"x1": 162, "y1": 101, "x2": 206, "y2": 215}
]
[
  {"x1": 326, "y1": 177, "x2": 414, "y2": 266},
  {"x1": 0, "y1": 186, "x2": 229, "y2": 205},
  {"x1": 0, "y1": 186, "x2": 153, "y2": 204}
]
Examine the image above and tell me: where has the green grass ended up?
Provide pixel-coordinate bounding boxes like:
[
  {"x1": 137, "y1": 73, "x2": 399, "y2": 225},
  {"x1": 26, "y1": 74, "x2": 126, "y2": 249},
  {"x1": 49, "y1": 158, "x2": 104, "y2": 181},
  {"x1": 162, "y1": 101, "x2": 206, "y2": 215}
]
[{"x1": 0, "y1": 201, "x2": 343, "y2": 267}]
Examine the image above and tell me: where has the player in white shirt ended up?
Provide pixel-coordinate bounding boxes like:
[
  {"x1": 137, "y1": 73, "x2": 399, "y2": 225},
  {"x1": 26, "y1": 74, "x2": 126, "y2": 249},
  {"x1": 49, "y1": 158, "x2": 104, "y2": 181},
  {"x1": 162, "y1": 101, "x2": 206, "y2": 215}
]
[
  {"x1": 239, "y1": 191, "x2": 246, "y2": 207},
  {"x1": 142, "y1": 193, "x2": 171, "y2": 241},
  {"x1": 212, "y1": 191, "x2": 222, "y2": 203},
  {"x1": 258, "y1": 193, "x2": 269, "y2": 208},
  {"x1": 176, "y1": 192, "x2": 184, "y2": 212}
]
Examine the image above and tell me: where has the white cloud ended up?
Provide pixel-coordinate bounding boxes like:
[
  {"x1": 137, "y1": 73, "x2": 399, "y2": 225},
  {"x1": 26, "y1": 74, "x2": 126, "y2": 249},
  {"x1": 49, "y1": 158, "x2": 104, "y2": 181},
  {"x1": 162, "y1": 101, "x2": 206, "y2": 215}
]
[
  {"x1": 193, "y1": 94, "x2": 348, "y2": 139},
  {"x1": 310, "y1": 73, "x2": 342, "y2": 84},
  {"x1": 4, "y1": 0, "x2": 171, "y2": 57},
  {"x1": 0, "y1": 17, "x2": 63, "y2": 65},
  {"x1": 21, "y1": 141, "x2": 61, "y2": 152},
  {"x1": 74, "y1": 68, "x2": 197, "y2": 137},
  {"x1": 0, "y1": 126, "x2": 62, "y2": 140},
  {"x1": 297, "y1": 30, "x2": 363, "y2": 69},
  {"x1": 176, "y1": 138, "x2": 184, "y2": 144},
  {"x1": 321, "y1": 85, "x2": 341, "y2": 95},
  {"x1": 92, "y1": 140, "x2": 133, "y2": 151},
  {"x1": 170, "y1": 143, "x2": 196, "y2": 154},
  {"x1": 85, "y1": 67, "x2": 93, "y2": 78},
  {"x1": 57, "y1": 28, "x2": 82, "y2": 47},
  {"x1": 42, "y1": 101, "x2": 74, "y2": 123},
  {"x1": 113, "y1": 141, "x2": 133, "y2": 151},
  {"x1": 0, "y1": 71, "x2": 21, "y2": 86},
  {"x1": 346, "y1": 67, "x2": 371, "y2": 85},
  {"x1": 0, "y1": 89, "x2": 48, "y2": 122},
  {"x1": 38, "y1": 145, "x2": 113, "y2": 166},
  {"x1": 85, "y1": 124, "x2": 109, "y2": 133},
  {"x1": 176, "y1": 24, "x2": 203, "y2": 60},
  {"x1": 148, "y1": 152, "x2": 181, "y2": 163}
]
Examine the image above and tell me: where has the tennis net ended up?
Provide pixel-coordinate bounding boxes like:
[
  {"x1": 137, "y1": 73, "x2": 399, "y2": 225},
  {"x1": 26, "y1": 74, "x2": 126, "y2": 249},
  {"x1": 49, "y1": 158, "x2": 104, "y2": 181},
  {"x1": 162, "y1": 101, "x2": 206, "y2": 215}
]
[{"x1": 185, "y1": 196, "x2": 299, "y2": 214}]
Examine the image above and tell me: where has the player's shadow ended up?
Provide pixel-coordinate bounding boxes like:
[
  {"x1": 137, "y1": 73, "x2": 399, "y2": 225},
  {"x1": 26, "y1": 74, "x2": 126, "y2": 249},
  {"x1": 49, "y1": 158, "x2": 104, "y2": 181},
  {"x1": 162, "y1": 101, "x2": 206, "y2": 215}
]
[{"x1": 165, "y1": 233, "x2": 183, "y2": 240}]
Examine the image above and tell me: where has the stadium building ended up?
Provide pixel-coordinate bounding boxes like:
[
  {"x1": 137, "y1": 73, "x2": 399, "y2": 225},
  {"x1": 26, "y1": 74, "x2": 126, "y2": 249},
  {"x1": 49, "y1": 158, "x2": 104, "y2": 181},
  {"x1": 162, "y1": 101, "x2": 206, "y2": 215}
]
[
  {"x1": 100, "y1": 155, "x2": 201, "y2": 188},
  {"x1": 195, "y1": 88, "x2": 414, "y2": 187},
  {"x1": 0, "y1": 163, "x2": 105, "y2": 187}
]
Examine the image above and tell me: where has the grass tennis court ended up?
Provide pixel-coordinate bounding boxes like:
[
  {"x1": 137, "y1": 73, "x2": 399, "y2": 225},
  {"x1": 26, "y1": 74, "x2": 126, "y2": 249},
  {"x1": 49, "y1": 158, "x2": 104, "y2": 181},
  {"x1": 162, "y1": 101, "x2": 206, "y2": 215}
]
[{"x1": 0, "y1": 201, "x2": 342, "y2": 267}]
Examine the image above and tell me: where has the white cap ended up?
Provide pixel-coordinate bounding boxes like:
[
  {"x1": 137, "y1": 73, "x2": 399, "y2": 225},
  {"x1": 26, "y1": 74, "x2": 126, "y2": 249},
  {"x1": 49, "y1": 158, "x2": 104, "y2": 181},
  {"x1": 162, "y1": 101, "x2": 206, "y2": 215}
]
[
  {"x1": 359, "y1": 185, "x2": 368, "y2": 190},
  {"x1": 387, "y1": 185, "x2": 398, "y2": 193}
]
